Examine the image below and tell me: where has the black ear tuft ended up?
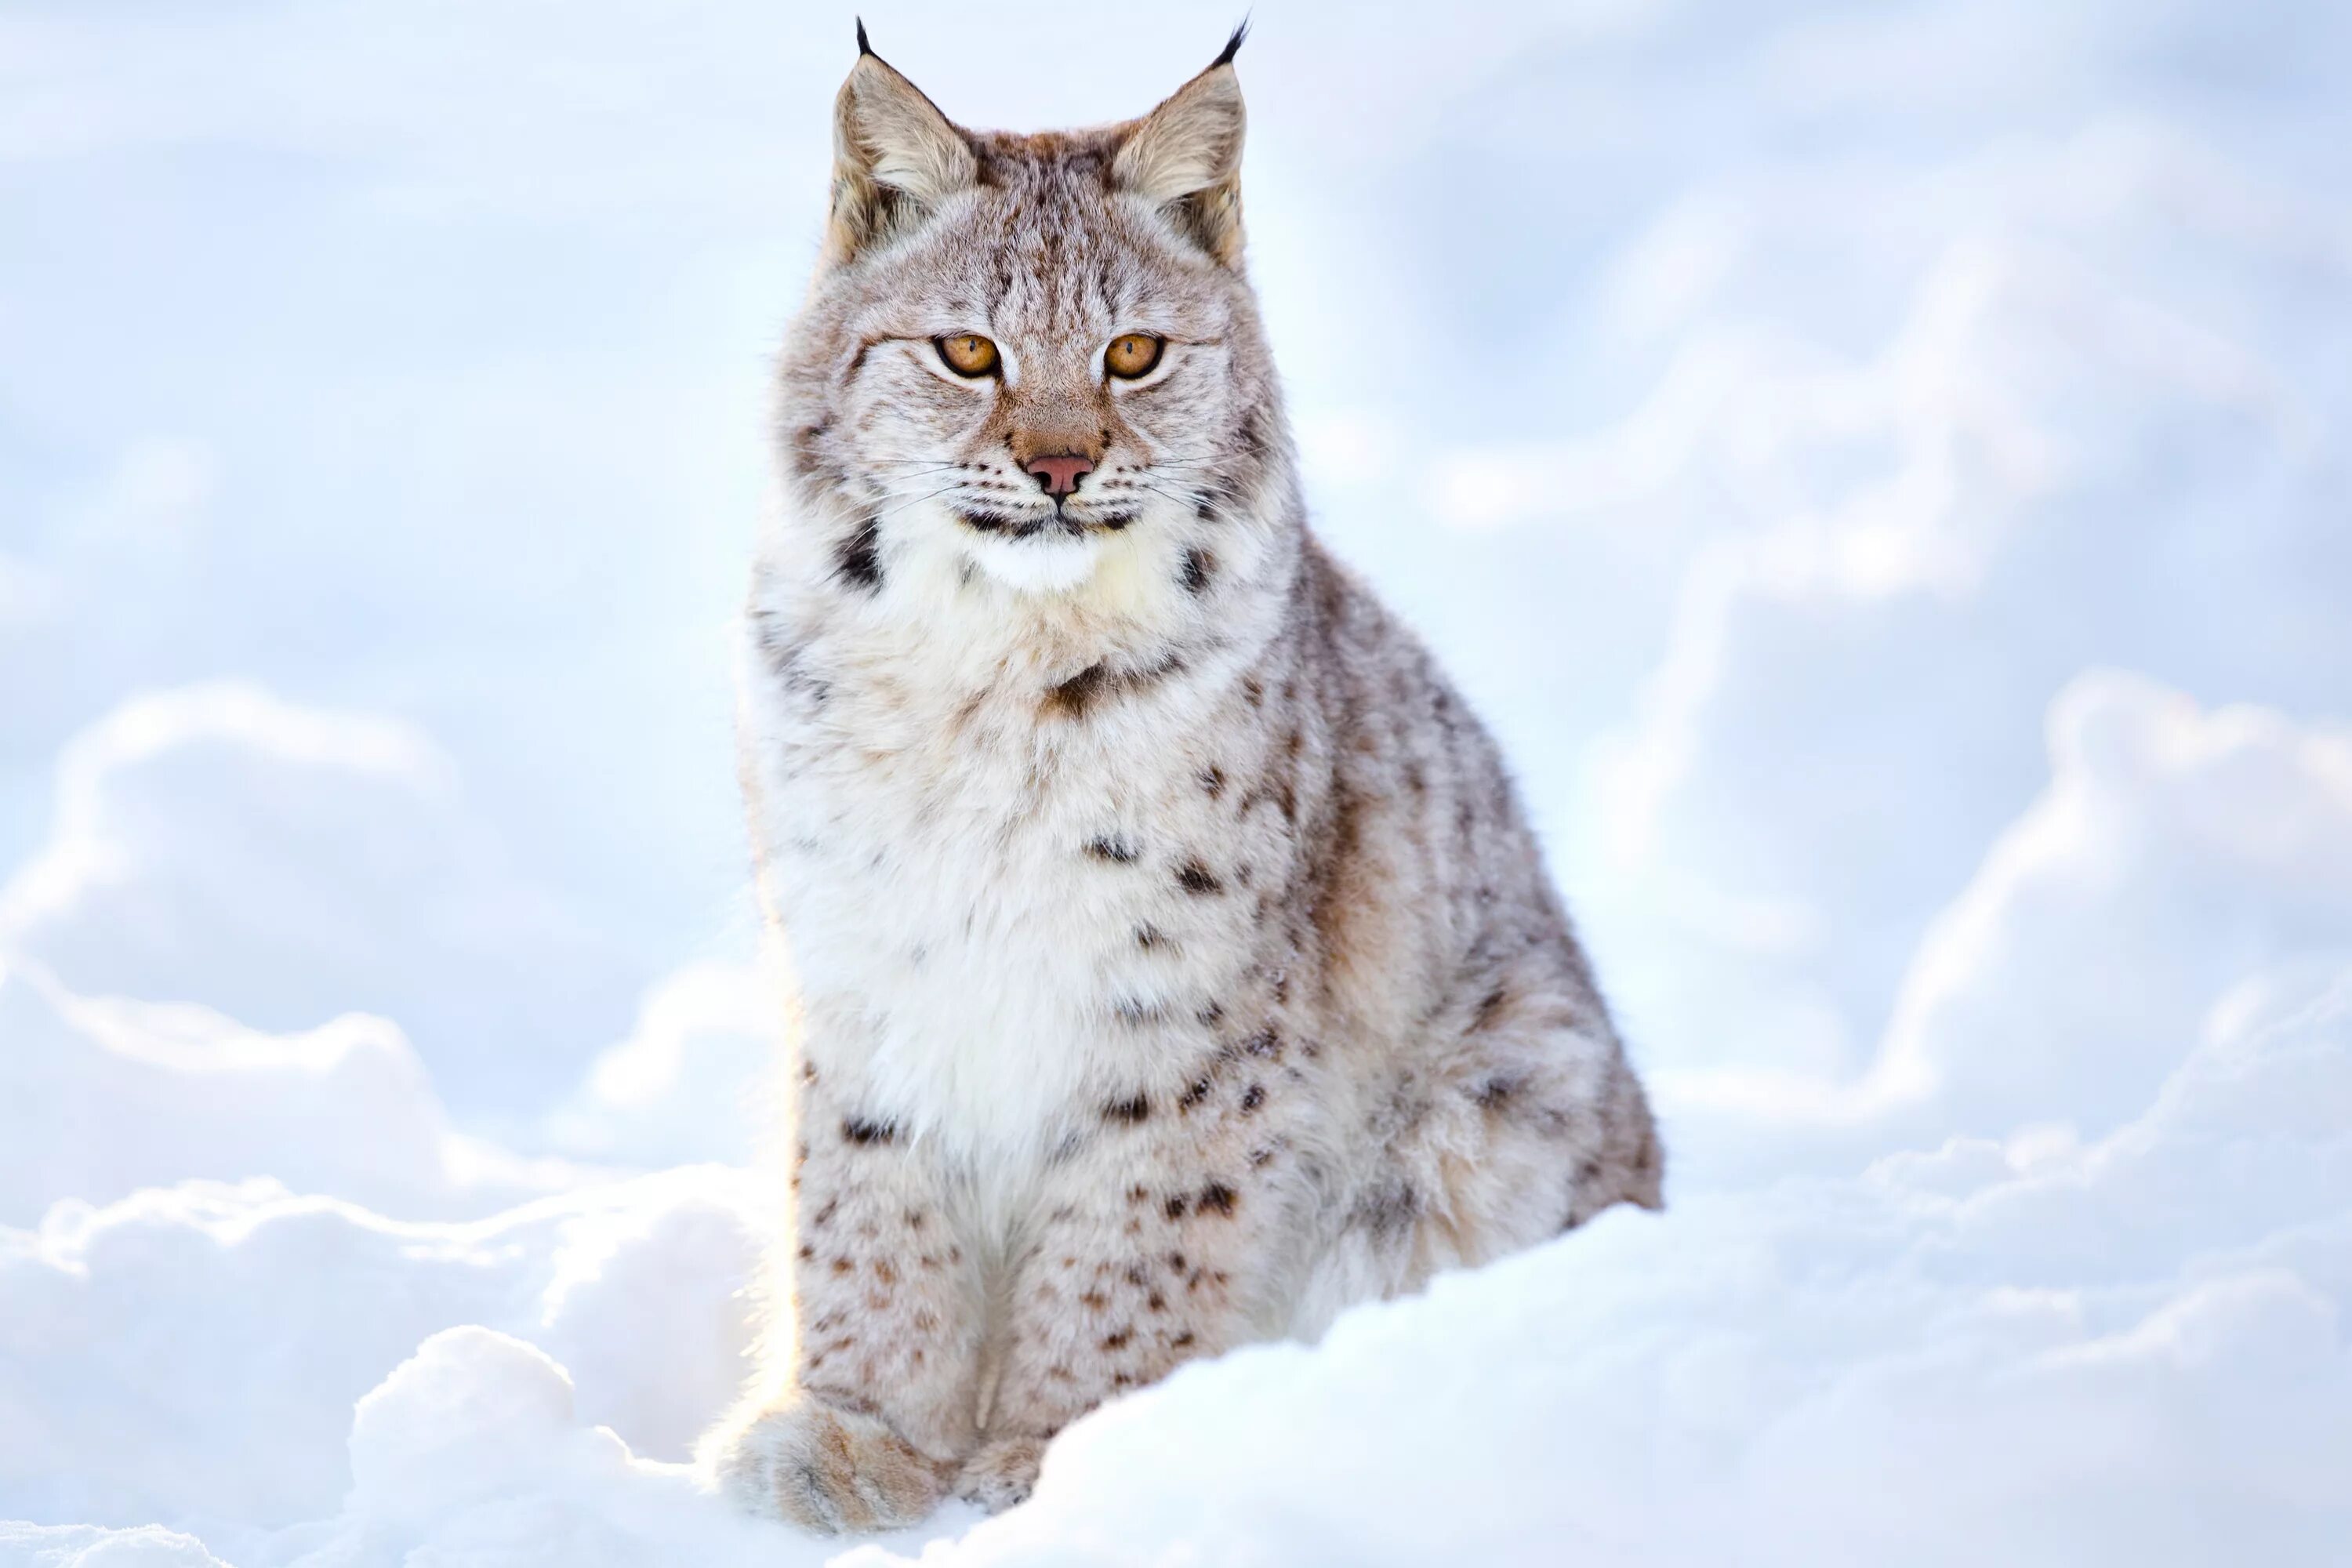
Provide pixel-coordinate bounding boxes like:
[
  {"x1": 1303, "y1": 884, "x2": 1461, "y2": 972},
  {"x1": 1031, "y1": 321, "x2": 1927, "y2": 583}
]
[
  {"x1": 855, "y1": 16, "x2": 873, "y2": 56},
  {"x1": 1213, "y1": 18, "x2": 1249, "y2": 68}
]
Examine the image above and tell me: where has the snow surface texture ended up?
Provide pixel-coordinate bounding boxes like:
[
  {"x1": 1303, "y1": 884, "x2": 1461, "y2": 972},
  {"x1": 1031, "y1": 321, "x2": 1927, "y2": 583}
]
[{"x1": 3, "y1": 2, "x2": 2348, "y2": 1564}]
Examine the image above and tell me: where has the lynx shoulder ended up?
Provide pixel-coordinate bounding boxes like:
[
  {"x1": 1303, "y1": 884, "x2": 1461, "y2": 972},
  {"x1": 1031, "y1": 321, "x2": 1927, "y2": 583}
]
[{"x1": 706, "y1": 24, "x2": 1661, "y2": 1532}]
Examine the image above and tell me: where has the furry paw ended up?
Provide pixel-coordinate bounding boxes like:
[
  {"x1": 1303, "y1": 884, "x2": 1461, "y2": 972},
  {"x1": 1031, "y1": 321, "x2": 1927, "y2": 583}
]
[
  {"x1": 955, "y1": 1434, "x2": 1047, "y2": 1513},
  {"x1": 712, "y1": 1395, "x2": 951, "y2": 1534}
]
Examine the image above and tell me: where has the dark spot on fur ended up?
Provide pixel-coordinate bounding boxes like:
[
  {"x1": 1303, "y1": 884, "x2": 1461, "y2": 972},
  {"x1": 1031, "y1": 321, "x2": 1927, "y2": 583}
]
[
  {"x1": 1241, "y1": 1025, "x2": 1280, "y2": 1058},
  {"x1": 1472, "y1": 986, "x2": 1511, "y2": 1031},
  {"x1": 1473, "y1": 1073, "x2": 1527, "y2": 1110},
  {"x1": 1181, "y1": 547, "x2": 1215, "y2": 593},
  {"x1": 1100, "y1": 1329, "x2": 1132, "y2": 1351},
  {"x1": 1352, "y1": 1181, "x2": 1421, "y2": 1243},
  {"x1": 1087, "y1": 834, "x2": 1141, "y2": 864},
  {"x1": 1242, "y1": 676, "x2": 1264, "y2": 707},
  {"x1": 1196, "y1": 1181, "x2": 1238, "y2": 1217},
  {"x1": 1124, "y1": 1261, "x2": 1152, "y2": 1287},
  {"x1": 841, "y1": 1116, "x2": 896, "y2": 1146},
  {"x1": 810, "y1": 1197, "x2": 838, "y2": 1229},
  {"x1": 833, "y1": 518, "x2": 882, "y2": 591},
  {"x1": 830, "y1": 1257, "x2": 855, "y2": 1275},
  {"x1": 1197, "y1": 1000, "x2": 1225, "y2": 1026},
  {"x1": 1047, "y1": 662, "x2": 1109, "y2": 718},
  {"x1": 1171, "y1": 1330, "x2": 1196, "y2": 1349},
  {"x1": 1104, "y1": 1094, "x2": 1151, "y2": 1124},
  {"x1": 789, "y1": 417, "x2": 833, "y2": 477},
  {"x1": 1200, "y1": 765, "x2": 1226, "y2": 798},
  {"x1": 1136, "y1": 924, "x2": 1172, "y2": 951},
  {"x1": 1248, "y1": 1145, "x2": 1276, "y2": 1167},
  {"x1": 1240, "y1": 1083, "x2": 1265, "y2": 1112},
  {"x1": 1176, "y1": 859, "x2": 1223, "y2": 895},
  {"x1": 1163, "y1": 1193, "x2": 1189, "y2": 1219},
  {"x1": 1079, "y1": 1289, "x2": 1109, "y2": 1311},
  {"x1": 1178, "y1": 1076, "x2": 1213, "y2": 1111},
  {"x1": 1046, "y1": 653, "x2": 1187, "y2": 720},
  {"x1": 1238, "y1": 406, "x2": 1272, "y2": 462}
]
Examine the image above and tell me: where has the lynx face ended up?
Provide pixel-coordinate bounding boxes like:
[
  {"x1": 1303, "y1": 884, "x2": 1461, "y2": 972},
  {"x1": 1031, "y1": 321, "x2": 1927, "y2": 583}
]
[{"x1": 777, "y1": 34, "x2": 1287, "y2": 597}]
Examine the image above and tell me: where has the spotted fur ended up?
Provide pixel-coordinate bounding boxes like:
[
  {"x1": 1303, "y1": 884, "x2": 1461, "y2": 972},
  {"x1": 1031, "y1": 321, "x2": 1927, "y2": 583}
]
[{"x1": 706, "y1": 29, "x2": 1661, "y2": 1534}]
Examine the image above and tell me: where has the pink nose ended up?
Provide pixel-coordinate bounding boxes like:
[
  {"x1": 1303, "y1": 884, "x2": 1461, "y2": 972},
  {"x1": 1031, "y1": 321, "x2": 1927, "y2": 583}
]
[{"x1": 1025, "y1": 454, "x2": 1095, "y2": 497}]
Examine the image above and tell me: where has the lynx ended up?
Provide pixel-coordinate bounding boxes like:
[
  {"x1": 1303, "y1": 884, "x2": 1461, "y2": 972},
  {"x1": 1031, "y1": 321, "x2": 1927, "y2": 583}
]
[{"x1": 705, "y1": 24, "x2": 1662, "y2": 1532}]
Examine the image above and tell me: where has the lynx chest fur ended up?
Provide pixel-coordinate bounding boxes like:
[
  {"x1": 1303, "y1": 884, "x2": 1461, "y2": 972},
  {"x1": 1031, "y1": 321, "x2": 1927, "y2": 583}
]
[
  {"x1": 709, "y1": 24, "x2": 1661, "y2": 1535},
  {"x1": 742, "y1": 531, "x2": 1304, "y2": 1163}
]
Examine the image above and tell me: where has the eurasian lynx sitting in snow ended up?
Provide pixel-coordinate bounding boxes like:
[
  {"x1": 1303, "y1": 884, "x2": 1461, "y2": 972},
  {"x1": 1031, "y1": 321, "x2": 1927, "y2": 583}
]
[{"x1": 706, "y1": 26, "x2": 1661, "y2": 1532}]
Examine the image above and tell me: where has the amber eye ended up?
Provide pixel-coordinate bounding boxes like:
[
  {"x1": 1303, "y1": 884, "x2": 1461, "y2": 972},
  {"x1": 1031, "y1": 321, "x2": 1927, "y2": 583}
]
[
  {"x1": 1105, "y1": 333, "x2": 1165, "y2": 379},
  {"x1": 935, "y1": 334, "x2": 1000, "y2": 378}
]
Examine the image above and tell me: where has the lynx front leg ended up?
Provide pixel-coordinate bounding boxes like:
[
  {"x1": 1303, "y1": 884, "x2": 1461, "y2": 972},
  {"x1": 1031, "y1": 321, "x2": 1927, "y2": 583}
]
[
  {"x1": 959, "y1": 1101, "x2": 1292, "y2": 1512},
  {"x1": 713, "y1": 1088, "x2": 987, "y2": 1534}
]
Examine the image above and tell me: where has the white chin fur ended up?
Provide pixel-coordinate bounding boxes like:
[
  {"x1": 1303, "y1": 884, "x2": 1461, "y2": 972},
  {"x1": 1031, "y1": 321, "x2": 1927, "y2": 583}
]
[{"x1": 964, "y1": 529, "x2": 1103, "y2": 593}]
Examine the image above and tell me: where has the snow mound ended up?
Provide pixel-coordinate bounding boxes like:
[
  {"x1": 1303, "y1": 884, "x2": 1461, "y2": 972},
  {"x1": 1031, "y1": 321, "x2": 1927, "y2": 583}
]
[
  {"x1": 0, "y1": 685, "x2": 641, "y2": 1116},
  {"x1": 349, "y1": 1328, "x2": 589, "y2": 1525},
  {"x1": 540, "y1": 960, "x2": 778, "y2": 1168},
  {"x1": 0, "y1": 959, "x2": 574, "y2": 1227},
  {"x1": 1661, "y1": 669, "x2": 2352, "y2": 1183},
  {"x1": 0, "y1": 1169, "x2": 765, "y2": 1543},
  {"x1": 0, "y1": 1523, "x2": 232, "y2": 1568}
]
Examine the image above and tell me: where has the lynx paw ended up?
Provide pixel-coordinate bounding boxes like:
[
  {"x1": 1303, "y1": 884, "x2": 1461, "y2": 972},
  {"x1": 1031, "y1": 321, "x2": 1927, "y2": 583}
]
[
  {"x1": 713, "y1": 1396, "x2": 950, "y2": 1534},
  {"x1": 954, "y1": 1434, "x2": 1047, "y2": 1513}
]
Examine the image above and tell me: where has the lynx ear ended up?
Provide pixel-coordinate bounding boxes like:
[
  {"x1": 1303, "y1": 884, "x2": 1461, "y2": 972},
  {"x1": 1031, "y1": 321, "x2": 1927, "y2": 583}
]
[
  {"x1": 823, "y1": 24, "x2": 979, "y2": 267},
  {"x1": 1112, "y1": 27, "x2": 1248, "y2": 267}
]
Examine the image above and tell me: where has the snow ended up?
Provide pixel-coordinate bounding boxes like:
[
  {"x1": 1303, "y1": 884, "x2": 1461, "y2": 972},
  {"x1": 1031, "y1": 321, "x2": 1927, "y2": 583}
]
[
  {"x1": 4, "y1": 0, "x2": 2349, "y2": 1564},
  {"x1": 0, "y1": 684, "x2": 643, "y2": 1119}
]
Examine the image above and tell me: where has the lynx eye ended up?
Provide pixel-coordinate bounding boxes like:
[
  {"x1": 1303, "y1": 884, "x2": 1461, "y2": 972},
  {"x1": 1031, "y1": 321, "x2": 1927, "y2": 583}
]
[
  {"x1": 1105, "y1": 333, "x2": 1165, "y2": 380},
  {"x1": 935, "y1": 334, "x2": 1000, "y2": 378}
]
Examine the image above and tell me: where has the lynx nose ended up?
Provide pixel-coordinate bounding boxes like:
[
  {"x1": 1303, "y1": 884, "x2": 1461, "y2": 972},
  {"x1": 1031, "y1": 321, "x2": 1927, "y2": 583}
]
[{"x1": 1025, "y1": 454, "x2": 1095, "y2": 497}]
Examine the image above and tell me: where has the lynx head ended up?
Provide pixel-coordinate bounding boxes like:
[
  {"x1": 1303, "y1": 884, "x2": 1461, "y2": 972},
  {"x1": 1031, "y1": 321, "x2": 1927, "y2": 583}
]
[{"x1": 776, "y1": 24, "x2": 1295, "y2": 602}]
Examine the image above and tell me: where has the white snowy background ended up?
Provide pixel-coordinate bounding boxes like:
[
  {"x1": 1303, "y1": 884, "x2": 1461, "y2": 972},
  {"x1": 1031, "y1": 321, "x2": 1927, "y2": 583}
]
[{"x1": 4, "y1": 1, "x2": 2349, "y2": 1563}]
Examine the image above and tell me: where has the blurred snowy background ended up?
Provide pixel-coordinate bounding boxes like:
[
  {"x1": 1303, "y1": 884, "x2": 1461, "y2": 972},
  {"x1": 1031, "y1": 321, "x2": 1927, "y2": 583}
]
[{"x1": 3, "y1": 1, "x2": 2349, "y2": 1563}]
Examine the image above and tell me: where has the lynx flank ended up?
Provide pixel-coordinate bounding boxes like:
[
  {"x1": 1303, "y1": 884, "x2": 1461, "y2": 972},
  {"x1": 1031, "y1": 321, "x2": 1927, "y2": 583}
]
[{"x1": 706, "y1": 25, "x2": 1662, "y2": 1531}]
